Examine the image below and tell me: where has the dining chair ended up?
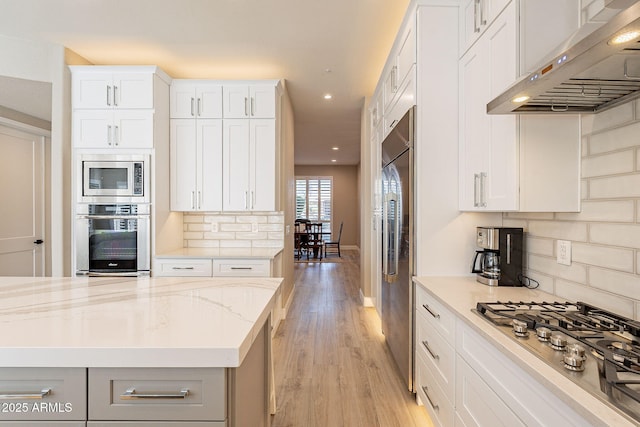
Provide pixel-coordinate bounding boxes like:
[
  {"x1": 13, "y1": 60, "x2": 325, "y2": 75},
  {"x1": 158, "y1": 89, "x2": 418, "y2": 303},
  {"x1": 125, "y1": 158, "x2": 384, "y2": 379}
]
[
  {"x1": 324, "y1": 221, "x2": 343, "y2": 257},
  {"x1": 305, "y1": 222, "x2": 324, "y2": 260},
  {"x1": 294, "y1": 221, "x2": 308, "y2": 260}
]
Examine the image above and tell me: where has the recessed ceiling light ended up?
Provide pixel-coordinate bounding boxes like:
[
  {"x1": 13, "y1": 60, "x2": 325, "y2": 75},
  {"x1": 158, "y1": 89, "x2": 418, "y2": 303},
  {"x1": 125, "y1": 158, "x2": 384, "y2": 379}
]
[
  {"x1": 324, "y1": 94, "x2": 333, "y2": 100},
  {"x1": 332, "y1": 146, "x2": 339, "y2": 151}
]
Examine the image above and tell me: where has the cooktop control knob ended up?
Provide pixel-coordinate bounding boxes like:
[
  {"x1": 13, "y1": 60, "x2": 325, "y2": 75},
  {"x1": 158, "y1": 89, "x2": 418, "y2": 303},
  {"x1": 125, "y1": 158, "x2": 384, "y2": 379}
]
[
  {"x1": 536, "y1": 327, "x2": 552, "y2": 342},
  {"x1": 550, "y1": 334, "x2": 568, "y2": 351},
  {"x1": 512, "y1": 319, "x2": 529, "y2": 338},
  {"x1": 566, "y1": 343, "x2": 586, "y2": 359},
  {"x1": 563, "y1": 345, "x2": 586, "y2": 372}
]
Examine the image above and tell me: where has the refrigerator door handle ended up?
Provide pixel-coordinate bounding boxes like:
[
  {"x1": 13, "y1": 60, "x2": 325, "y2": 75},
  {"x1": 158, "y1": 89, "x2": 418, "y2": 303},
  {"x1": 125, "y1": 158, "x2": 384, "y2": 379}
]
[{"x1": 383, "y1": 192, "x2": 400, "y2": 282}]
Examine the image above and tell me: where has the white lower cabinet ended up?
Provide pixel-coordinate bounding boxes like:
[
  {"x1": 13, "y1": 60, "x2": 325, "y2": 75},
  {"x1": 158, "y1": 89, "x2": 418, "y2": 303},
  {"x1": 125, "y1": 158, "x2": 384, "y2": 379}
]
[
  {"x1": 153, "y1": 258, "x2": 271, "y2": 278},
  {"x1": 153, "y1": 258, "x2": 213, "y2": 277},
  {"x1": 212, "y1": 258, "x2": 271, "y2": 277},
  {"x1": 415, "y1": 283, "x2": 593, "y2": 426}
]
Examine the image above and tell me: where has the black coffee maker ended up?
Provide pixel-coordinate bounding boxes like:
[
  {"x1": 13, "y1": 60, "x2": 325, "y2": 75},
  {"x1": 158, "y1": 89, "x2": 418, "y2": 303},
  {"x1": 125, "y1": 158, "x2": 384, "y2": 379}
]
[{"x1": 472, "y1": 227, "x2": 523, "y2": 286}]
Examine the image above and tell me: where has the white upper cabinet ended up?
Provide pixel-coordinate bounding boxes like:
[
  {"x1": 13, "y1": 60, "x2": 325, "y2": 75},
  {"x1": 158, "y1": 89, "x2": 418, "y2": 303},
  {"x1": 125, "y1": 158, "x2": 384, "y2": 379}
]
[
  {"x1": 170, "y1": 119, "x2": 223, "y2": 211},
  {"x1": 73, "y1": 110, "x2": 154, "y2": 149},
  {"x1": 459, "y1": 0, "x2": 581, "y2": 212},
  {"x1": 383, "y1": 19, "x2": 416, "y2": 113},
  {"x1": 459, "y1": 0, "x2": 511, "y2": 57},
  {"x1": 222, "y1": 119, "x2": 276, "y2": 212},
  {"x1": 223, "y1": 85, "x2": 276, "y2": 118},
  {"x1": 72, "y1": 71, "x2": 154, "y2": 109},
  {"x1": 170, "y1": 81, "x2": 223, "y2": 119}
]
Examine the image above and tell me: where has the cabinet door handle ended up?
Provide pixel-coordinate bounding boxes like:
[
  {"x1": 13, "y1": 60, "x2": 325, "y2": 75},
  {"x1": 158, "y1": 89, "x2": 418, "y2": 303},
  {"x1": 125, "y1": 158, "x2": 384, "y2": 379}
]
[
  {"x1": 107, "y1": 125, "x2": 112, "y2": 145},
  {"x1": 473, "y1": 0, "x2": 481, "y2": 33},
  {"x1": 106, "y1": 85, "x2": 112, "y2": 106},
  {"x1": 480, "y1": 172, "x2": 487, "y2": 207},
  {"x1": 251, "y1": 190, "x2": 255, "y2": 210},
  {"x1": 251, "y1": 97, "x2": 255, "y2": 116},
  {"x1": 473, "y1": 173, "x2": 479, "y2": 207},
  {"x1": 198, "y1": 191, "x2": 201, "y2": 209},
  {"x1": 231, "y1": 267, "x2": 253, "y2": 270},
  {"x1": 114, "y1": 125, "x2": 119, "y2": 146},
  {"x1": 172, "y1": 266, "x2": 195, "y2": 270},
  {"x1": 479, "y1": 0, "x2": 487, "y2": 26},
  {"x1": 191, "y1": 97, "x2": 195, "y2": 116},
  {"x1": 191, "y1": 191, "x2": 196, "y2": 210},
  {"x1": 422, "y1": 303, "x2": 440, "y2": 319},
  {"x1": 244, "y1": 191, "x2": 249, "y2": 209},
  {"x1": 0, "y1": 388, "x2": 51, "y2": 400},
  {"x1": 389, "y1": 119, "x2": 398, "y2": 129},
  {"x1": 422, "y1": 340, "x2": 439, "y2": 361},
  {"x1": 392, "y1": 65, "x2": 399, "y2": 93},
  {"x1": 114, "y1": 85, "x2": 119, "y2": 106},
  {"x1": 244, "y1": 97, "x2": 249, "y2": 116},
  {"x1": 198, "y1": 98, "x2": 202, "y2": 116},
  {"x1": 421, "y1": 386, "x2": 439, "y2": 411},
  {"x1": 120, "y1": 388, "x2": 189, "y2": 400}
]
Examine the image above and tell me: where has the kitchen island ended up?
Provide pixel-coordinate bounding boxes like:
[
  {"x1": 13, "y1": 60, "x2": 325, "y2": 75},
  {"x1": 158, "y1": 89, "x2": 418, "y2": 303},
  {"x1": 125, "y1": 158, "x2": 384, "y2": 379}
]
[
  {"x1": 414, "y1": 276, "x2": 638, "y2": 427},
  {"x1": 0, "y1": 275, "x2": 282, "y2": 426}
]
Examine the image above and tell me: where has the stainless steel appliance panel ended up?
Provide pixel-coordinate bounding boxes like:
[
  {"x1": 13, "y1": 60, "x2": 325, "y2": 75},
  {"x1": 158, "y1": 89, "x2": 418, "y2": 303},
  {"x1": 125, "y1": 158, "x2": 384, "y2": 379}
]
[{"x1": 381, "y1": 106, "x2": 415, "y2": 391}]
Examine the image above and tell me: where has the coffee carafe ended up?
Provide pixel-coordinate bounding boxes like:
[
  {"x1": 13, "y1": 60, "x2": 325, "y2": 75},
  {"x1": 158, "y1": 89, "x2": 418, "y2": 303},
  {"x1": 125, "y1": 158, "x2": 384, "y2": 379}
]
[{"x1": 472, "y1": 227, "x2": 523, "y2": 286}]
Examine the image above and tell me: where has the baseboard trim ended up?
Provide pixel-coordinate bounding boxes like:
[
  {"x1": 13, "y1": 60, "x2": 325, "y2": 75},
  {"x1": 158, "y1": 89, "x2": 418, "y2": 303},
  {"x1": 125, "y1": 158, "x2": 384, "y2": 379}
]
[{"x1": 359, "y1": 288, "x2": 375, "y2": 307}]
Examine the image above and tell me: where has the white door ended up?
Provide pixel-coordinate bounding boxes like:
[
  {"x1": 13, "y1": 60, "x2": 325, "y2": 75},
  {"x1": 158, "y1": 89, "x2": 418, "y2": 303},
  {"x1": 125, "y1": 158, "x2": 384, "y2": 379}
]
[
  {"x1": 170, "y1": 119, "x2": 198, "y2": 210},
  {"x1": 250, "y1": 119, "x2": 275, "y2": 211},
  {"x1": 223, "y1": 86, "x2": 249, "y2": 118},
  {"x1": 249, "y1": 85, "x2": 276, "y2": 118},
  {"x1": 0, "y1": 124, "x2": 45, "y2": 276},
  {"x1": 223, "y1": 119, "x2": 250, "y2": 210},
  {"x1": 198, "y1": 119, "x2": 223, "y2": 211}
]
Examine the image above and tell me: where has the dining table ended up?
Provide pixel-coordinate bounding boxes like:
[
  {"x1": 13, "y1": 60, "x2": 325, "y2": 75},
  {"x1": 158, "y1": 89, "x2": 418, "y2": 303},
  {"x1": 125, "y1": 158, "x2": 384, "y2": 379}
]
[{"x1": 294, "y1": 223, "x2": 331, "y2": 259}]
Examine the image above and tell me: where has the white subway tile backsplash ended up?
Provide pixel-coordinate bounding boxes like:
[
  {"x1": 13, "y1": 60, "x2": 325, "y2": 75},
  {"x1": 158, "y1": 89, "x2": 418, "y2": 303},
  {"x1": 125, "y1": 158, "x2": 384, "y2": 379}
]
[
  {"x1": 571, "y1": 243, "x2": 634, "y2": 272},
  {"x1": 582, "y1": 150, "x2": 634, "y2": 178},
  {"x1": 528, "y1": 254, "x2": 587, "y2": 284},
  {"x1": 555, "y1": 279, "x2": 634, "y2": 319},
  {"x1": 525, "y1": 236, "x2": 554, "y2": 257},
  {"x1": 504, "y1": 212, "x2": 553, "y2": 220},
  {"x1": 589, "y1": 223, "x2": 640, "y2": 248},
  {"x1": 589, "y1": 121, "x2": 640, "y2": 155},
  {"x1": 555, "y1": 200, "x2": 634, "y2": 222},
  {"x1": 182, "y1": 212, "x2": 284, "y2": 250},
  {"x1": 589, "y1": 267, "x2": 640, "y2": 298},
  {"x1": 581, "y1": 102, "x2": 633, "y2": 135},
  {"x1": 589, "y1": 173, "x2": 640, "y2": 199},
  {"x1": 527, "y1": 220, "x2": 588, "y2": 241},
  {"x1": 522, "y1": 271, "x2": 554, "y2": 294}
]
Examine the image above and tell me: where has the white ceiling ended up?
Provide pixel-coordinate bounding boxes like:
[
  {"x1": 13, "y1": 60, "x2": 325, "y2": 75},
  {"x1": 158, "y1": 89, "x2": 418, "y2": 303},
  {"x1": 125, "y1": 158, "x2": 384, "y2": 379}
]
[{"x1": 0, "y1": 0, "x2": 410, "y2": 165}]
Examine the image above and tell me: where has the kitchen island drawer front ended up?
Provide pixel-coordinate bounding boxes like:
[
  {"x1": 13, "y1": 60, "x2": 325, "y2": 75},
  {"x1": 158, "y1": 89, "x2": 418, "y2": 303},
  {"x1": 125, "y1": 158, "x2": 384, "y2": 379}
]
[
  {"x1": 153, "y1": 258, "x2": 213, "y2": 277},
  {"x1": 212, "y1": 258, "x2": 271, "y2": 277},
  {"x1": 89, "y1": 422, "x2": 224, "y2": 426},
  {"x1": 0, "y1": 368, "x2": 86, "y2": 421},
  {"x1": 415, "y1": 283, "x2": 455, "y2": 343},
  {"x1": 415, "y1": 311, "x2": 455, "y2": 400},
  {"x1": 415, "y1": 352, "x2": 454, "y2": 427},
  {"x1": 88, "y1": 368, "x2": 225, "y2": 421}
]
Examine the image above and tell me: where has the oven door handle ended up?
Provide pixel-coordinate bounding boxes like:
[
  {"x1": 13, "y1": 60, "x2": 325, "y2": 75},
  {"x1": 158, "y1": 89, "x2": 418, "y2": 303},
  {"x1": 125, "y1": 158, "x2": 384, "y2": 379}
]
[{"x1": 78, "y1": 215, "x2": 148, "y2": 220}]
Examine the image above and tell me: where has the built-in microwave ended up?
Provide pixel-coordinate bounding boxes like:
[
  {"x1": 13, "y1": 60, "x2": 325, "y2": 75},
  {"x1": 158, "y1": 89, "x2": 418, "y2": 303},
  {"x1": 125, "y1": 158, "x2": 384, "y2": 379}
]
[{"x1": 78, "y1": 154, "x2": 149, "y2": 203}]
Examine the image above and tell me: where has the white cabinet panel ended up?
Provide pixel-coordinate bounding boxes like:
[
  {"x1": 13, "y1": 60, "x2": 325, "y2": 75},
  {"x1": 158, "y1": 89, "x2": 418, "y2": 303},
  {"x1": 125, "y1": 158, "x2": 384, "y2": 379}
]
[
  {"x1": 170, "y1": 81, "x2": 222, "y2": 119},
  {"x1": 170, "y1": 119, "x2": 223, "y2": 211},
  {"x1": 72, "y1": 72, "x2": 153, "y2": 109},
  {"x1": 223, "y1": 119, "x2": 251, "y2": 211},
  {"x1": 415, "y1": 351, "x2": 455, "y2": 427},
  {"x1": 73, "y1": 110, "x2": 153, "y2": 149},
  {"x1": 223, "y1": 85, "x2": 275, "y2": 118},
  {"x1": 251, "y1": 119, "x2": 276, "y2": 211}
]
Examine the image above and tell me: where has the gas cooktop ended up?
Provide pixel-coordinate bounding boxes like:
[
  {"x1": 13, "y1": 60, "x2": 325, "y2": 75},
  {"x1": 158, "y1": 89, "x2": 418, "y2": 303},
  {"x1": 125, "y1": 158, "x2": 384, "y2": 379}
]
[{"x1": 475, "y1": 301, "x2": 640, "y2": 424}]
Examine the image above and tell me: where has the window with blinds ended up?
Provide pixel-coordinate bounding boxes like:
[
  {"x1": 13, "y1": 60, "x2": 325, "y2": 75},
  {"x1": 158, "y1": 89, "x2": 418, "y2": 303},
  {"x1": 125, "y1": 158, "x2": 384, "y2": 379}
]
[{"x1": 295, "y1": 176, "x2": 332, "y2": 234}]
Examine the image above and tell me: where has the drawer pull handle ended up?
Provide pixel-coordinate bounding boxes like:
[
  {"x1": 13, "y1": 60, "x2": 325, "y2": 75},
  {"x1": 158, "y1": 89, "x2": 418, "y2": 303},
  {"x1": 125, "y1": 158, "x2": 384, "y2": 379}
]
[
  {"x1": 421, "y1": 386, "x2": 439, "y2": 411},
  {"x1": 422, "y1": 304, "x2": 440, "y2": 319},
  {"x1": 120, "y1": 388, "x2": 189, "y2": 400},
  {"x1": 0, "y1": 388, "x2": 51, "y2": 399},
  {"x1": 422, "y1": 340, "x2": 439, "y2": 361},
  {"x1": 172, "y1": 267, "x2": 195, "y2": 270},
  {"x1": 231, "y1": 267, "x2": 253, "y2": 270}
]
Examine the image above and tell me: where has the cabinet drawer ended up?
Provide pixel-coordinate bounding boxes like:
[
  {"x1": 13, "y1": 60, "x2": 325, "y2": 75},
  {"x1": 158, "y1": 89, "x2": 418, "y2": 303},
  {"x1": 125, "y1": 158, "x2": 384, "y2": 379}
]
[
  {"x1": 88, "y1": 368, "x2": 225, "y2": 421},
  {"x1": 414, "y1": 284, "x2": 456, "y2": 344},
  {"x1": 0, "y1": 368, "x2": 86, "y2": 422},
  {"x1": 415, "y1": 352, "x2": 454, "y2": 427},
  {"x1": 415, "y1": 311, "x2": 455, "y2": 400},
  {"x1": 211, "y1": 259, "x2": 271, "y2": 277},
  {"x1": 153, "y1": 259, "x2": 212, "y2": 277}
]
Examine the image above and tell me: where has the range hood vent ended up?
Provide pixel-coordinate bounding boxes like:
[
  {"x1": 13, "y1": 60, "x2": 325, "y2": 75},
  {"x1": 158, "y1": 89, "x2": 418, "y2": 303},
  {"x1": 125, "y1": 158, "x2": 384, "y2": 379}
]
[{"x1": 488, "y1": 1, "x2": 640, "y2": 114}]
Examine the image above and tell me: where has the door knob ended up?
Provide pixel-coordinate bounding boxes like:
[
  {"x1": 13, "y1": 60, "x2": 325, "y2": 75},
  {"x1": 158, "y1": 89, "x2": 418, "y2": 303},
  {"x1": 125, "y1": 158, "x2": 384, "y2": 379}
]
[{"x1": 33, "y1": 239, "x2": 44, "y2": 244}]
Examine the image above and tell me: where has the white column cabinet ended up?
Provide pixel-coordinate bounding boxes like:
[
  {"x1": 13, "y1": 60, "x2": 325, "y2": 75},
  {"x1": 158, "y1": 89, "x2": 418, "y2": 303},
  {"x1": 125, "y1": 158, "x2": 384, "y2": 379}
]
[
  {"x1": 170, "y1": 119, "x2": 223, "y2": 211},
  {"x1": 458, "y1": 0, "x2": 581, "y2": 212},
  {"x1": 223, "y1": 85, "x2": 276, "y2": 118},
  {"x1": 222, "y1": 119, "x2": 275, "y2": 211},
  {"x1": 170, "y1": 81, "x2": 223, "y2": 119},
  {"x1": 459, "y1": 0, "x2": 511, "y2": 56}
]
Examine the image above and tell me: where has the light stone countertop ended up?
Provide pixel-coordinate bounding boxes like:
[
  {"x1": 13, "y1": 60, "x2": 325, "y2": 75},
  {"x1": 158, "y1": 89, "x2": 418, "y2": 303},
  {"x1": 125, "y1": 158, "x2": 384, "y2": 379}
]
[
  {"x1": 413, "y1": 276, "x2": 638, "y2": 427},
  {"x1": 0, "y1": 276, "x2": 282, "y2": 368},
  {"x1": 155, "y1": 247, "x2": 283, "y2": 259}
]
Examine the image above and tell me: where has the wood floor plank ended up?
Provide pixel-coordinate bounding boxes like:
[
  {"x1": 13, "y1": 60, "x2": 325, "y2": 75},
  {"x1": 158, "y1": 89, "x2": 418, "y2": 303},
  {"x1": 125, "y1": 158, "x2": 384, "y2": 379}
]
[{"x1": 272, "y1": 250, "x2": 434, "y2": 427}]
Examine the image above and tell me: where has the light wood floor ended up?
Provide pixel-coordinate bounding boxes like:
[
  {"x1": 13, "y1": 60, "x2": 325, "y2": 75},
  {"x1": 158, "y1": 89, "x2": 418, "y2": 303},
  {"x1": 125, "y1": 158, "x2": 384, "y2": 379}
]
[{"x1": 271, "y1": 250, "x2": 434, "y2": 427}]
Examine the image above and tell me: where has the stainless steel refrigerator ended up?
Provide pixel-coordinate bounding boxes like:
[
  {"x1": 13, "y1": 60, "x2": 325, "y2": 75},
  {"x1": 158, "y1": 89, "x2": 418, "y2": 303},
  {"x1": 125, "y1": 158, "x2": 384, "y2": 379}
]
[{"x1": 381, "y1": 106, "x2": 415, "y2": 391}]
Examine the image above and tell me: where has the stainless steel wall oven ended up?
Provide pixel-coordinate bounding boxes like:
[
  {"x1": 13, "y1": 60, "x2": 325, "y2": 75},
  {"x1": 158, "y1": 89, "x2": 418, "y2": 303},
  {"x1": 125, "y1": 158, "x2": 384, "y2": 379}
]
[{"x1": 75, "y1": 204, "x2": 150, "y2": 276}]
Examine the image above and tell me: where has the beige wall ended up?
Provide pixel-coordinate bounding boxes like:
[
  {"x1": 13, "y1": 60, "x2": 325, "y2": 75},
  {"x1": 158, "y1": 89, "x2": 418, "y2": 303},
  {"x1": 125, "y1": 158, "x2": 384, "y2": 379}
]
[
  {"x1": 280, "y1": 83, "x2": 296, "y2": 309},
  {"x1": 294, "y1": 164, "x2": 360, "y2": 247},
  {"x1": 504, "y1": 100, "x2": 640, "y2": 320}
]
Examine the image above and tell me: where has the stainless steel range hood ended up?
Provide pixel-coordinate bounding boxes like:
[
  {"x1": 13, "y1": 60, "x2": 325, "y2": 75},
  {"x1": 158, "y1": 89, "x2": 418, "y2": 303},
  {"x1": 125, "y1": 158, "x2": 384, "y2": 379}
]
[{"x1": 488, "y1": 1, "x2": 640, "y2": 114}]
